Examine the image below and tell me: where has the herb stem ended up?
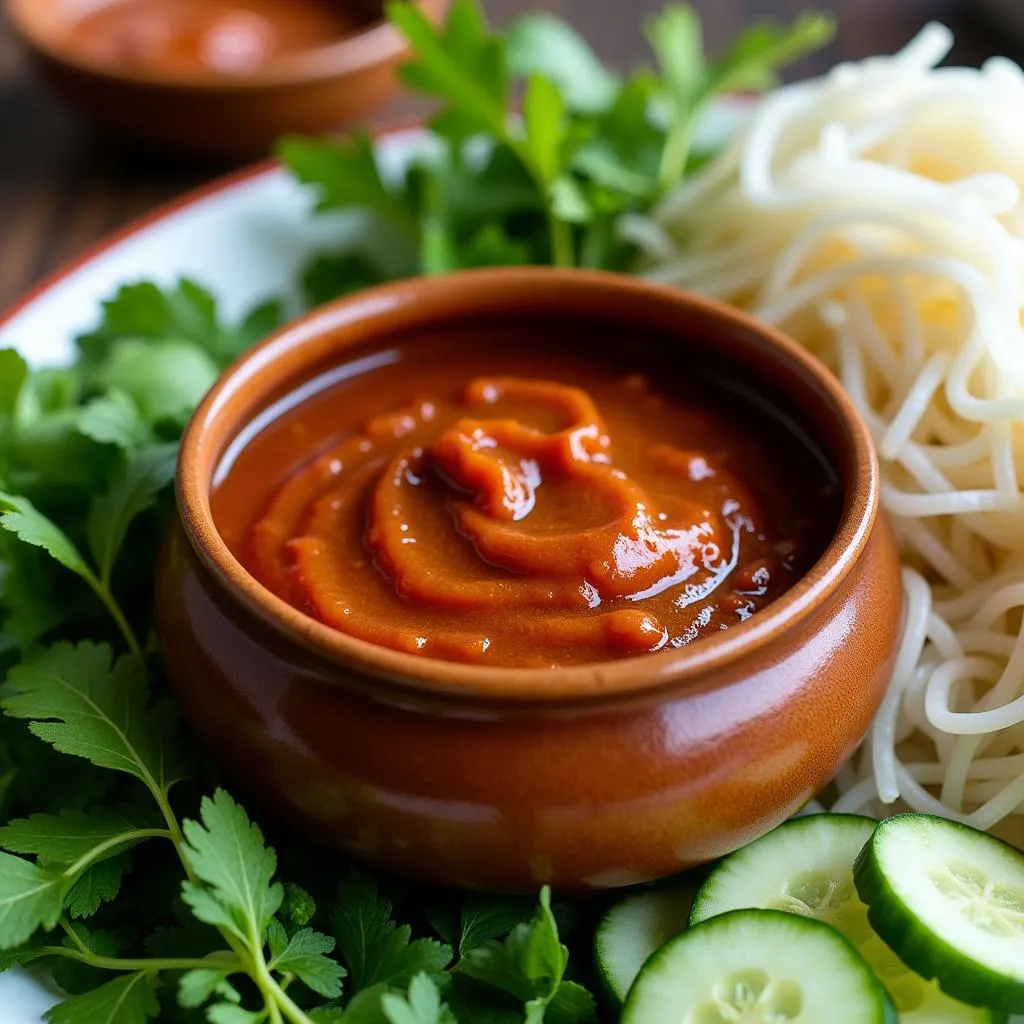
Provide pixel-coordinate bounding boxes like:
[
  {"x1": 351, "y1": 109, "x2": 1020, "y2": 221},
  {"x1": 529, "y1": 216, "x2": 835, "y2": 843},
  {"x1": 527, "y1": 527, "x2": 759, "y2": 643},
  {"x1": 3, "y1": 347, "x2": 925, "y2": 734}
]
[
  {"x1": 64, "y1": 828, "x2": 172, "y2": 878},
  {"x1": 658, "y1": 114, "x2": 696, "y2": 193},
  {"x1": 38, "y1": 944, "x2": 241, "y2": 974},
  {"x1": 549, "y1": 213, "x2": 574, "y2": 267},
  {"x1": 92, "y1": 579, "x2": 144, "y2": 664}
]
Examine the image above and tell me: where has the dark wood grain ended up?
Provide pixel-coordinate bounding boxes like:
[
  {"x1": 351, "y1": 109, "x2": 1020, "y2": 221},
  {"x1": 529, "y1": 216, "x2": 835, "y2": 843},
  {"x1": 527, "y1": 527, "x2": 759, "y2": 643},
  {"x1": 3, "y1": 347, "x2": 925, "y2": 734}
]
[{"x1": 0, "y1": 0, "x2": 1017, "y2": 311}]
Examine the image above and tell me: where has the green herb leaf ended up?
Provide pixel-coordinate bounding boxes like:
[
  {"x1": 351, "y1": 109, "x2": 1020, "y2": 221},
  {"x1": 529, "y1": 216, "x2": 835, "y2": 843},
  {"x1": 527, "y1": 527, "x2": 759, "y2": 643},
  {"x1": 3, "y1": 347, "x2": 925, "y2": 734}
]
[
  {"x1": 456, "y1": 898, "x2": 534, "y2": 958},
  {"x1": 0, "y1": 641, "x2": 193, "y2": 797},
  {"x1": 646, "y1": 5, "x2": 705, "y2": 114},
  {"x1": 178, "y1": 967, "x2": 242, "y2": 1008},
  {"x1": 301, "y1": 252, "x2": 391, "y2": 308},
  {"x1": 267, "y1": 922, "x2": 345, "y2": 998},
  {"x1": 0, "y1": 349, "x2": 29, "y2": 420},
  {"x1": 506, "y1": 14, "x2": 618, "y2": 115},
  {"x1": 0, "y1": 852, "x2": 70, "y2": 949},
  {"x1": 86, "y1": 443, "x2": 178, "y2": 585},
  {"x1": 382, "y1": 973, "x2": 458, "y2": 1024},
  {"x1": 461, "y1": 889, "x2": 594, "y2": 1024},
  {"x1": 51, "y1": 924, "x2": 127, "y2": 995},
  {"x1": 45, "y1": 972, "x2": 158, "y2": 1024},
  {"x1": 523, "y1": 76, "x2": 568, "y2": 186},
  {"x1": 0, "y1": 942, "x2": 46, "y2": 973},
  {"x1": 0, "y1": 492, "x2": 95, "y2": 583},
  {"x1": 0, "y1": 807, "x2": 142, "y2": 864},
  {"x1": 206, "y1": 1006, "x2": 262, "y2": 1024},
  {"x1": 279, "y1": 135, "x2": 413, "y2": 228},
  {"x1": 98, "y1": 340, "x2": 219, "y2": 426},
  {"x1": 76, "y1": 391, "x2": 152, "y2": 451},
  {"x1": 64, "y1": 853, "x2": 130, "y2": 918},
  {"x1": 281, "y1": 882, "x2": 317, "y2": 927},
  {"x1": 332, "y1": 871, "x2": 452, "y2": 994},
  {"x1": 180, "y1": 789, "x2": 283, "y2": 945},
  {"x1": 388, "y1": 0, "x2": 508, "y2": 139}
]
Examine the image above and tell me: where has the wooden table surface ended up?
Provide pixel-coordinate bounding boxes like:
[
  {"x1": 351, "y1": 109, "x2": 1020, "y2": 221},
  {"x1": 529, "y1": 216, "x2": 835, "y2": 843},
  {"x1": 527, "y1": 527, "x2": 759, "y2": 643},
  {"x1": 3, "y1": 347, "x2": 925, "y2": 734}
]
[{"x1": 0, "y1": 0, "x2": 1016, "y2": 312}]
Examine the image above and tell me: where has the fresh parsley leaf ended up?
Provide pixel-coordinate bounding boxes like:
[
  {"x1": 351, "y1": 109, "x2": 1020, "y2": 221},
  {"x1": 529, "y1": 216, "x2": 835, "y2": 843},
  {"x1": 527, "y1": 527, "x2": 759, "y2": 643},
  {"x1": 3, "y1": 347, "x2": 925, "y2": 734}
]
[
  {"x1": 0, "y1": 348, "x2": 28, "y2": 420},
  {"x1": 455, "y1": 898, "x2": 534, "y2": 958},
  {"x1": 0, "y1": 807, "x2": 143, "y2": 864},
  {"x1": 180, "y1": 789, "x2": 283, "y2": 945},
  {"x1": 332, "y1": 871, "x2": 452, "y2": 995},
  {"x1": 506, "y1": 14, "x2": 619, "y2": 115},
  {"x1": 280, "y1": 882, "x2": 317, "y2": 927},
  {"x1": 0, "y1": 851, "x2": 70, "y2": 949},
  {"x1": 86, "y1": 444, "x2": 178, "y2": 586},
  {"x1": 207, "y1": 1007, "x2": 262, "y2": 1024},
  {"x1": 0, "y1": 641, "x2": 193, "y2": 797},
  {"x1": 279, "y1": 135, "x2": 414, "y2": 230},
  {"x1": 0, "y1": 492, "x2": 94, "y2": 582},
  {"x1": 76, "y1": 391, "x2": 153, "y2": 451},
  {"x1": 301, "y1": 252, "x2": 390, "y2": 308},
  {"x1": 45, "y1": 972, "x2": 159, "y2": 1024},
  {"x1": 382, "y1": 973, "x2": 458, "y2": 1024},
  {"x1": 232, "y1": 299, "x2": 286, "y2": 357},
  {"x1": 523, "y1": 76, "x2": 570, "y2": 187},
  {"x1": 178, "y1": 967, "x2": 242, "y2": 1009},
  {"x1": 0, "y1": 942, "x2": 46, "y2": 973},
  {"x1": 388, "y1": 0, "x2": 508, "y2": 139},
  {"x1": 461, "y1": 889, "x2": 594, "y2": 1024},
  {"x1": 267, "y1": 921, "x2": 345, "y2": 998},
  {"x1": 64, "y1": 852, "x2": 131, "y2": 918},
  {"x1": 98, "y1": 339, "x2": 219, "y2": 426}
]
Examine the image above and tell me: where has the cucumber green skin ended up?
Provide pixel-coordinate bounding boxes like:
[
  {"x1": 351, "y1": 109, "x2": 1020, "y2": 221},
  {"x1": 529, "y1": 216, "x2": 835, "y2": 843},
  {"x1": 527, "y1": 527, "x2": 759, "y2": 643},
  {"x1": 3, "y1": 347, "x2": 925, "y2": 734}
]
[
  {"x1": 854, "y1": 814, "x2": 1024, "y2": 1015},
  {"x1": 593, "y1": 882, "x2": 697, "y2": 1011},
  {"x1": 689, "y1": 812, "x2": 877, "y2": 927},
  {"x1": 622, "y1": 908, "x2": 899, "y2": 1024}
]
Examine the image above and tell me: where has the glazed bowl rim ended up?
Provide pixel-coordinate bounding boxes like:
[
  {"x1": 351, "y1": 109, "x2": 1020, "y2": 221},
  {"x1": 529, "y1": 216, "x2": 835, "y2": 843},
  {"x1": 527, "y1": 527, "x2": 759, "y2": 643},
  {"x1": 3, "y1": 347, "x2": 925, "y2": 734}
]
[
  {"x1": 176, "y1": 266, "x2": 880, "y2": 705},
  {"x1": 4, "y1": 0, "x2": 446, "y2": 92}
]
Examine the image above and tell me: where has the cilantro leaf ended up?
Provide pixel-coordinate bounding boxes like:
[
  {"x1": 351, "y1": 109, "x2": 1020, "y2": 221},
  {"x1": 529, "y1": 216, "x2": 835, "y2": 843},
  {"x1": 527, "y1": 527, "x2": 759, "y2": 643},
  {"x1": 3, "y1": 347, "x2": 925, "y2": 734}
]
[
  {"x1": 388, "y1": 0, "x2": 508, "y2": 139},
  {"x1": 207, "y1": 1007, "x2": 262, "y2": 1024},
  {"x1": 86, "y1": 444, "x2": 178, "y2": 585},
  {"x1": 178, "y1": 967, "x2": 242, "y2": 1008},
  {"x1": 0, "y1": 807, "x2": 142, "y2": 864},
  {"x1": 281, "y1": 882, "x2": 317, "y2": 927},
  {"x1": 64, "y1": 853, "x2": 130, "y2": 918},
  {"x1": 267, "y1": 921, "x2": 345, "y2": 997},
  {"x1": 0, "y1": 641, "x2": 193, "y2": 797},
  {"x1": 98, "y1": 339, "x2": 219, "y2": 426},
  {"x1": 332, "y1": 871, "x2": 452, "y2": 994},
  {"x1": 382, "y1": 973, "x2": 458, "y2": 1024},
  {"x1": 180, "y1": 789, "x2": 283, "y2": 945},
  {"x1": 456, "y1": 898, "x2": 534, "y2": 958},
  {"x1": 506, "y1": 14, "x2": 618, "y2": 116},
  {"x1": 45, "y1": 972, "x2": 159, "y2": 1024},
  {"x1": 523, "y1": 76, "x2": 569, "y2": 187},
  {"x1": 0, "y1": 851, "x2": 71, "y2": 949},
  {"x1": 76, "y1": 391, "x2": 152, "y2": 451},
  {"x1": 461, "y1": 889, "x2": 594, "y2": 1024},
  {"x1": 0, "y1": 348, "x2": 28, "y2": 420},
  {"x1": 279, "y1": 135, "x2": 414, "y2": 230},
  {"x1": 0, "y1": 492, "x2": 94, "y2": 582},
  {"x1": 301, "y1": 252, "x2": 391, "y2": 308}
]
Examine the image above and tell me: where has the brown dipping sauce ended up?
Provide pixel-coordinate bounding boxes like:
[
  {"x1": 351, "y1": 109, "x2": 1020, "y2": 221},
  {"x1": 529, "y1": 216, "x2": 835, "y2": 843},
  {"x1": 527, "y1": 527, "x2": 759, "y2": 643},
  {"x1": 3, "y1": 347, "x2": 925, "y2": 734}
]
[
  {"x1": 212, "y1": 325, "x2": 840, "y2": 668},
  {"x1": 65, "y1": 0, "x2": 369, "y2": 75}
]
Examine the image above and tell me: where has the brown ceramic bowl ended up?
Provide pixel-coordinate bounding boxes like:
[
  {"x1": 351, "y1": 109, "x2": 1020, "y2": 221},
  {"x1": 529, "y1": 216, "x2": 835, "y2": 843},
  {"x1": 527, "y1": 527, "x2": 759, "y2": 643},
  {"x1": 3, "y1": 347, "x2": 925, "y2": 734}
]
[
  {"x1": 4, "y1": 0, "x2": 449, "y2": 160},
  {"x1": 156, "y1": 268, "x2": 902, "y2": 892}
]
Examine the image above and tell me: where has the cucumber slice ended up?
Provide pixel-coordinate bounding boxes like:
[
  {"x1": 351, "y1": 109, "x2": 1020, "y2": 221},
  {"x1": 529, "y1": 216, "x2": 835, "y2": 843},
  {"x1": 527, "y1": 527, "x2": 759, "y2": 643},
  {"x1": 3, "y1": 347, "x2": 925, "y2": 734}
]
[
  {"x1": 594, "y1": 882, "x2": 696, "y2": 1008},
  {"x1": 855, "y1": 813, "x2": 1024, "y2": 1014},
  {"x1": 691, "y1": 813, "x2": 996, "y2": 1023},
  {"x1": 623, "y1": 908, "x2": 896, "y2": 1023}
]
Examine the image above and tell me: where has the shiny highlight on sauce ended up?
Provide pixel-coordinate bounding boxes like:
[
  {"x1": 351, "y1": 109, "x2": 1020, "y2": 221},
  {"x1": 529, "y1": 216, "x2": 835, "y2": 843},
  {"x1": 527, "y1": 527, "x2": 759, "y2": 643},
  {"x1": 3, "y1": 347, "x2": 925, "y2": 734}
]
[{"x1": 213, "y1": 331, "x2": 839, "y2": 668}]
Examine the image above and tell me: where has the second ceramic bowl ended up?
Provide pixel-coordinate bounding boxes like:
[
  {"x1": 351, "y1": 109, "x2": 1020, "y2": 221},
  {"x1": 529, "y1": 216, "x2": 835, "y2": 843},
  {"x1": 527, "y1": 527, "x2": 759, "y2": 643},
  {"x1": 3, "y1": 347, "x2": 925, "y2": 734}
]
[
  {"x1": 156, "y1": 268, "x2": 902, "y2": 891},
  {"x1": 5, "y1": 0, "x2": 449, "y2": 160}
]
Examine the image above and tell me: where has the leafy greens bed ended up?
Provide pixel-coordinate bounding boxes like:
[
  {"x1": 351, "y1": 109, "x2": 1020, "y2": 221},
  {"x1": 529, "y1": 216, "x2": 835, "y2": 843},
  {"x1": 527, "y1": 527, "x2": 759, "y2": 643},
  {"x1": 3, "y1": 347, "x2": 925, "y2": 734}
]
[{"x1": 0, "y1": 4, "x2": 831, "y2": 1022}]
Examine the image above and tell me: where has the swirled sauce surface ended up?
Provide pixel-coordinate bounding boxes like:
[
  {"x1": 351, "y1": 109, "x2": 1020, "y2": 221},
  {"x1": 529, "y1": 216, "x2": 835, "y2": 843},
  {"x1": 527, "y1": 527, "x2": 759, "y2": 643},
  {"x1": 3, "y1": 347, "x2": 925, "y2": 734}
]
[{"x1": 213, "y1": 329, "x2": 839, "y2": 668}]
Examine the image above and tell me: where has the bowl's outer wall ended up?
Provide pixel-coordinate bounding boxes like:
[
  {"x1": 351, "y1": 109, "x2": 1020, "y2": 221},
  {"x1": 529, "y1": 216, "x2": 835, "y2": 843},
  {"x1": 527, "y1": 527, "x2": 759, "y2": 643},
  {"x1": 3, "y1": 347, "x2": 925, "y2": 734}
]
[{"x1": 155, "y1": 507, "x2": 902, "y2": 892}]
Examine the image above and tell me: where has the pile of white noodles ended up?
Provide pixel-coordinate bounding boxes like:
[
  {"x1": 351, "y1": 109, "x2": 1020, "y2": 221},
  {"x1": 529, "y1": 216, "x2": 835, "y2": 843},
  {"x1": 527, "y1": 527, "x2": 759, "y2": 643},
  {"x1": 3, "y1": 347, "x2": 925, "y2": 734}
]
[{"x1": 625, "y1": 24, "x2": 1024, "y2": 842}]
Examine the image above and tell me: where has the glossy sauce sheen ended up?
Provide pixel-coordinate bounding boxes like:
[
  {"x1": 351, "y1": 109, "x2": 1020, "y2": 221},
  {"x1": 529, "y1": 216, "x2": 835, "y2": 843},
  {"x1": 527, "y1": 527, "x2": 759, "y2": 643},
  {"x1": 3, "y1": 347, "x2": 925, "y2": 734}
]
[
  {"x1": 65, "y1": 0, "x2": 366, "y2": 74},
  {"x1": 213, "y1": 328, "x2": 840, "y2": 668}
]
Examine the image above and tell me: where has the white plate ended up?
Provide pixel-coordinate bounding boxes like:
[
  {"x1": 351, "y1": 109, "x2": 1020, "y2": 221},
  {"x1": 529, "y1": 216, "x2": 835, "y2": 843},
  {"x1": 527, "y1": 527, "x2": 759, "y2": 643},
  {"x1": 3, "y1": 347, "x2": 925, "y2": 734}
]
[{"x1": 0, "y1": 109, "x2": 756, "y2": 1022}]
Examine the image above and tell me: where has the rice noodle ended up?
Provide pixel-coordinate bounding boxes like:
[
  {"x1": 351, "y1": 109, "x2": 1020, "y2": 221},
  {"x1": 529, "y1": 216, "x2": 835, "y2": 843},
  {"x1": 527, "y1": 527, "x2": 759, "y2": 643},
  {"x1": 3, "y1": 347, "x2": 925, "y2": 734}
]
[{"x1": 633, "y1": 24, "x2": 1024, "y2": 833}]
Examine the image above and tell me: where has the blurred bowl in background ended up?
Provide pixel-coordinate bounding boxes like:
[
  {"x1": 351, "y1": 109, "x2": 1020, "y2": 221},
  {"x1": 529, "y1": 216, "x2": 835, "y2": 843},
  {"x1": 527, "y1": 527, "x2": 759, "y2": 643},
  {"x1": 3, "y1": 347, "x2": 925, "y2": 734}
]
[{"x1": 4, "y1": 0, "x2": 449, "y2": 161}]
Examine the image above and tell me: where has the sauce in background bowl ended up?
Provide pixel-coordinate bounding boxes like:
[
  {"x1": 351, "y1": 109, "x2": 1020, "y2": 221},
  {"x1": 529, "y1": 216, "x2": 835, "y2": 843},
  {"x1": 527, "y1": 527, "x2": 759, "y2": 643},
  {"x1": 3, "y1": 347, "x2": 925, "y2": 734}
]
[
  {"x1": 158, "y1": 268, "x2": 901, "y2": 890},
  {"x1": 212, "y1": 327, "x2": 840, "y2": 668}
]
